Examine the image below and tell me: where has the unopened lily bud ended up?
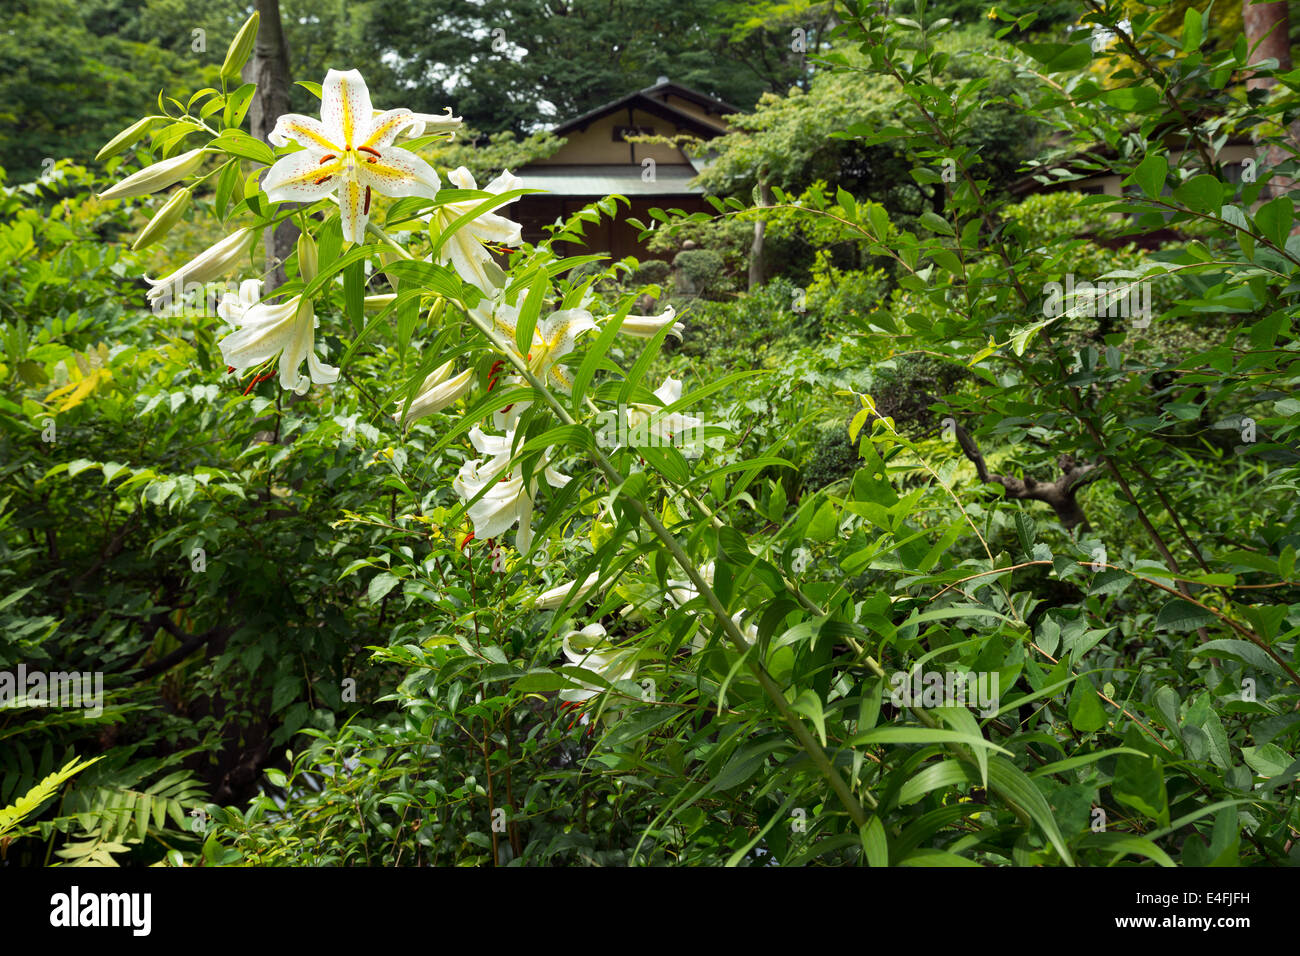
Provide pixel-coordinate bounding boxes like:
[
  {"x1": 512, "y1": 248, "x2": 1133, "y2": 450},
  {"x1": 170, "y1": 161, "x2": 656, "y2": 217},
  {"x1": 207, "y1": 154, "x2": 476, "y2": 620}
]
[
  {"x1": 132, "y1": 188, "x2": 191, "y2": 251},
  {"x1": 144, "y1": 227, "x2": 254, "y2": 306},
  {"x1": 220, "y1": 12, "x2": 260, "y2": 82},
  {"x1": 395, "y1": 363, "x2": 474, "y2": 424},
  {"x1": 363, "y1": 294, "x2": 397, "y2": 313},
  {"x1": 96, "y1": 116, "x2": 163, "y2": 163},
  {"x1": 99, "y1": 147, "x2": 207, "y2": 201},
  {"x1": 404, "y1": 108, "x2": 463, "y2": 139},
  {"x1": 428, "y1": 297, "x2": 447, "y2": 327},
  {"x1": 297, "y1": 231, "x2": 319, "y2": 282},
  {"x1": 534, "y1": 572, "x2": 600, "y2": 610}
]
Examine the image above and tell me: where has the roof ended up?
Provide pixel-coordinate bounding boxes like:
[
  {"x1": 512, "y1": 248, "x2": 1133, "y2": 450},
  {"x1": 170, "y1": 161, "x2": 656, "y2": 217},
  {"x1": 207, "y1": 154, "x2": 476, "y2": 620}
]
[
  {"x1": 515, "y1": 163, "x2": 703, "y2": 197},
  {"x1": 550, "y1": 80, "x2": 739, "y2": 138},
  {"x1": 641, "y1": 79, "x2": 741, "y2": 117}
]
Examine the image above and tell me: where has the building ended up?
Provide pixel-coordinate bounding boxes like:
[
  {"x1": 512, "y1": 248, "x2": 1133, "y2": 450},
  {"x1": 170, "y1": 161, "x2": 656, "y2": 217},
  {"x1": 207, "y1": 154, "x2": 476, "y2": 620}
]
[{"x1": 514, "y1": 79, "x2": 739, "y2": 261}]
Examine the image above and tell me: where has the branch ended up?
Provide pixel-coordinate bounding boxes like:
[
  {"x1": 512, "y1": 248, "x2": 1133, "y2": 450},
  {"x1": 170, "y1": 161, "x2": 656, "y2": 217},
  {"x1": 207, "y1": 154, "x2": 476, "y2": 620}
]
[
  {"x1": 952, "y1": 422, "x2": 1106, "y2": 530},
  {"x1": 135, "y1": 621, "x2": 233, "y2": 681}
]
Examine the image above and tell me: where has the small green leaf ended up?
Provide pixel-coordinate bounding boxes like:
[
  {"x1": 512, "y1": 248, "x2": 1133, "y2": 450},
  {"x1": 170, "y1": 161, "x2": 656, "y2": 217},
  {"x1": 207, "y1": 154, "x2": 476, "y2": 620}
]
[
  {"x1": 1154, "y1": 598, "x2": 1215, "y2": 632},
  {"x1": 368, "y1": 571, "x2": 400, "y2": 604},
  {"x1": 1132, "y1": 153, "x2": 1168, "y2": 198},
  {"x1": 790, "y1": 689, "x2": 827, "y2": 747},
  {"x1": 1067, "y1": 676, "x2": 1108, "y2": 733}
]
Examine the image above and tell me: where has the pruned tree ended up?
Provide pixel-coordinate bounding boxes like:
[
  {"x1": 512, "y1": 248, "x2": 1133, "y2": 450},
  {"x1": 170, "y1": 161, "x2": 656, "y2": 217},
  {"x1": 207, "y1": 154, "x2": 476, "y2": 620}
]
[
  {"x1": 952, "y1": 422, "x2": 1106, "y2": 531},
  {"x1": 243, "y1": 0, "x2": 298, "y2": 289}
]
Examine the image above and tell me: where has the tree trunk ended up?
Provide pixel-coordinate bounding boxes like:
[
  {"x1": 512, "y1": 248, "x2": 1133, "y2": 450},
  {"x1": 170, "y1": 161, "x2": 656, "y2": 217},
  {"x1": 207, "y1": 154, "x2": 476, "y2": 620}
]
[
  {"x1": 1243, "y1": 1, "x2": 1291, "y2": 91},
  {"x1": 748, "y1": 179, "x2": 772, "y2": 291},
  {"x1": 1243, "y1": 1, "x2": 1298, "y2": 205},
  {"x1": 243, "y1": 0, "x2": 298, "y2": 291}
]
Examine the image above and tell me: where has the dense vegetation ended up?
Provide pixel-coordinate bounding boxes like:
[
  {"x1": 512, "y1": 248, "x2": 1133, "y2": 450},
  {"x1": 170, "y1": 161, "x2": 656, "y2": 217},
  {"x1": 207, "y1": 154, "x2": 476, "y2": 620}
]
[{"x1": 2, "y1": 0, "x2": 1299, "y2": 868}]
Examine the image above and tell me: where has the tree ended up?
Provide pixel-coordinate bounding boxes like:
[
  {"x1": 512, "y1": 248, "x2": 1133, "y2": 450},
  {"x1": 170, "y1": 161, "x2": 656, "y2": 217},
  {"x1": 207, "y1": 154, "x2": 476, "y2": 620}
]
[
  {"x1": 344, "y1": 0, "x2": 822, "y2": 134},
  {"x1": 243, "y1": 0, "x2": 298, "y2": 289}
]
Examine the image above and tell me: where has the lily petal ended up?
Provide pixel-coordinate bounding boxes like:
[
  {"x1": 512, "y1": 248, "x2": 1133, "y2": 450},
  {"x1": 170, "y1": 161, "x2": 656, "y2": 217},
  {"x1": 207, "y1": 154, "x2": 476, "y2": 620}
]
[
  {"x1": 485, "y1": 169, "x2": 524, "y2": 195},
  {"x1": 466, "y1": 210, "x2": 523, "y2": 245},
  {"x1": 268, "y1": 113, "x2": 339, "y2": 152},
  {"x1": 541, "y1": 309, "x2": 598, "y2": 358},
  {"x1": 263, "y1": 151, "x2": 345, "y2": 203},
  {"x1": 447, "y1": 166, "x2": 476, "y2": 190},
  {"x1": 362, "y1": 109, "x2": 422, "y2": 149},
  {"x1": 339, "y1": 177, "x2": 367, "y2": 245},
  {"x1": 653, "y1": 376, "x2": 684, "y2": 406},
  {"x1": 219, "y1": 297, "x2": 303, "y2": 369},
  {"x1": 321, "y1": 68, "x2": 373, "y2": 148},
  {"x1": 357, "y1": 145, "x2": 441, "y2": 198}
]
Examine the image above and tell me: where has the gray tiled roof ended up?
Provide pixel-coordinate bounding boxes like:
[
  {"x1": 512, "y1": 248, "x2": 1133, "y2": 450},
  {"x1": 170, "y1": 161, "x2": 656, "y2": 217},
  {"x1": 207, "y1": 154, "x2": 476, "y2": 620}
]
[{"x1": 515, "y1": 164, "x2": 703, "y2": 197}]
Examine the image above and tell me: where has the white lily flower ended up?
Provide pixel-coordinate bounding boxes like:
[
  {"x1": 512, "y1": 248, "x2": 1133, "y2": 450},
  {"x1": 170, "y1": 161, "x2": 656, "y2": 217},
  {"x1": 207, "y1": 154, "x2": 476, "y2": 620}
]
[
  {"x1": 626, "y1": 376, "x2": 706, "y2": 456},
  {"x1": 535, "y1": 572, "x2": 601, "y2": 610},
  {"x1": 263, "y1": 69, "x2": 440, "y2": 245},
  {"x1": 144, "y1": 227, "x2": 255, "y2": 307},
  {"x1": 692, "y1": 611, "x2": 759, "y2": 653},
  {"x1": 483, "y1": 298, "x2": 598, "y2": 393},
  {"x1": 458, "y1": 471, "x2": 530, "y2": 543},
  {"x1": 619, "y1": 305, "x2": 683, "y2": 339},
  {"x1": 398, "y1": 107, "x2": 463, "y2": 138},
  {"x1": 453, "y1": 426, "x2": 569, "y2": 553},
  {"x1": 98, "y1": 147, "x2": 207, "y2": 201},
  {"x1": 666, "y1": 560, "x2": 715, "y2": 609},
  {"x1": 218, "y1": 294, "x2": 339, "y2": 391},
  {"x1": 560, "y1": 623, "x2": 636, "y2": 703},
  {"x1": 216, "y1": 279, "x2": 264, "y2": 328},
  {"x1": 394, "y1": 361, "x2": 474, "y2": 424},
  {"x1": 426, "y1": 166, "x2": 525, "y2": 292}
]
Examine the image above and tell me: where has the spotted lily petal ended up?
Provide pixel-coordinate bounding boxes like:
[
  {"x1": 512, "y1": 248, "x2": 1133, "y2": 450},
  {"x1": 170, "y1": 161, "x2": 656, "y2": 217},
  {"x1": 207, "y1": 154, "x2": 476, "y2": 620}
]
[
  {"x1": 356, "y1": 145, "x2": 441, "y2": 198},
  {"x1": 218, "y1": 296, "x2": 337, "y2": 390},
  {"x1": 321, "y1": 68, "x2": 373, "y2": 148},
  {"x1": 268, "y1": 113, "x2": 339, "y2": 151},
  {"x1": 263, "y1": 151, "x2": 345, "y2": 203}
]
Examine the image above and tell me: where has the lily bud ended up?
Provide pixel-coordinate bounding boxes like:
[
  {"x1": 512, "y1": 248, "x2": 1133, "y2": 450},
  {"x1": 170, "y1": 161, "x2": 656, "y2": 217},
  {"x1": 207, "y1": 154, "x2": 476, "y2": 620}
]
[
  {"x1": 144, "y1": 227, "x2": 254, "y2": 306},
  {"x1": 619, "y1": 306, "x2": 683, "y2": 339},
  {"x1": 428, "y1": 297, "x2": 447, "y2": 327},
  {"x1": 297, "y1": 231, "x2": 319, "y2": 282},
  {"x1": 220, "y1": 12, "x2": 260, "y2": 82},
  {"x1": 533, "y1": 573, "x2": 600, "y2": 610},
  {"x1": 131, "y1": 188, "x2": 191, "y2": 251},
  {"x1": 99, "y1": 147, "x2": 207, "y2": 201},
  {"x1": 363, "y1": 294, "x2": 397, "y2": 313},
  {"x1": 394, "y1": 363, "x2": 474, "y2": 424},
  {"x1": 404, "y1": 108, "x2": 463, "y2": 139},
  {"x1": 96, "y1": 116, "x2": 163, "y2": 163}
]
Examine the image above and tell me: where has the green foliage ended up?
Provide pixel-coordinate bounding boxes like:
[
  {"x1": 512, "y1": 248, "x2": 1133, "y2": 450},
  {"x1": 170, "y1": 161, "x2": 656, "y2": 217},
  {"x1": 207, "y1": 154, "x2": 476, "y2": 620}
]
[
  {"x1": 672, "y1": 248, "x2": 731, "y2": 299},
  {"x1": 426, "y1": 128, "x2": 565, "y2": 185},
  {"x1": 694, "y1": 27, "x2": 1040, "y2": 207},
  {"x1": 347, "y1": 0, "x2": 813, "y2": 134},
  {"x1": 0, "y1": 756, "x2": 100, "y2": 839},
  {"x1": 6, "y1": 0, "x2": 1300, "y2": 870}
]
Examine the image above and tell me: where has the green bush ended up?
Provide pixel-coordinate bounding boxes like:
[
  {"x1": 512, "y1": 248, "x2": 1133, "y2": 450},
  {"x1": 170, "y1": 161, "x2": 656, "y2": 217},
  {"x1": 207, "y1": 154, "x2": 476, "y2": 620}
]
[{"x1": 672, "y1": 247, "x2": 730, "y2": 299}]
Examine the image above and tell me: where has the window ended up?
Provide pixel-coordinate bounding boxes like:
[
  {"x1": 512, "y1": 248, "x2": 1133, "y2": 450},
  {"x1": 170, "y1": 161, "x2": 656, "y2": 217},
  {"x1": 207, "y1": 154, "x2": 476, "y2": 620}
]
[{"x1": 613, "y1": 125, "x2": 654, "y2": 142}]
